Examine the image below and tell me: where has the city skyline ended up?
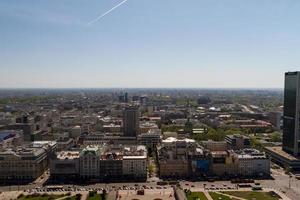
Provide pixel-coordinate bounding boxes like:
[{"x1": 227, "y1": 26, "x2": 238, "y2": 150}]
[{"x1": 1, "y1": 0, "x2": 300, "y2": 88}]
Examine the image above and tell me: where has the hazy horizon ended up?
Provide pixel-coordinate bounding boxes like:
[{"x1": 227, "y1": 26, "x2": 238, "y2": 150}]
[
  {"x1": 0, "y1": 87, "x2": 283, "y2": 90},
  {"x1": 1, "y1": 1, "x2": 300, "y2": 88}
]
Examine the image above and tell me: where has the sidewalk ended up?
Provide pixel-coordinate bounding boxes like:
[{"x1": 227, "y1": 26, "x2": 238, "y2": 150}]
[{"x1": 203, "y1": 191, "x2": 213, "y2": 200}]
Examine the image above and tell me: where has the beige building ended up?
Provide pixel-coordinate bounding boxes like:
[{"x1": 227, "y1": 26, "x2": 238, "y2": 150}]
[
  {"x1": 0, "y1": 147, "x2": 48, "y2": 181},
  {"x1": 158, "y1": 137, "x2": 205, "y2": 178},
  {"x1": 211, "y1": 149, "x2": 270, "y2": 177},
  {"x1": 159, "y1": 159, "x2": 189, "y2": 177},
  {"x1": 162, "y1": 132, "x2": 178, "y2": 139},
  {"x1": 49, "y1": 144, "x2": 147, "y2": 181},
  {"x1": 122, "y1": 146, "x2": 147, "y2": 179},
  {"x1": 202, "y1": 140, "x2": 227, "y2": 151},
  {"x1": 211, "y1": 151, "x2": 237, "y2": 176},
  {"x1": 102, "y1": 124, "x2": 122, "y2": 133},
  {"x1": 139, "y1": 121, "x2": 159, "y2": 133}
]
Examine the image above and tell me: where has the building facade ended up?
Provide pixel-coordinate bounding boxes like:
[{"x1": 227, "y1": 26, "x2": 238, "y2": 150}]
[
  {"x1": 158, "y1": 137, "x2": 207, "y2": 178},
  {"x1": 50, "y1": 151, "x2": 80, "y2": 178},
  {"x1": 283, "y1": 71, "x2": 300, "y2": 156},
  {"x1": 123, "y1": 106, "x2": 140, "y2": 137},
  {"x1": 225, "y1": 135, "x2": 251, "y2": 150},
  {"x1": 79, "y1": 146, "x2": 100, "y2": 178},
  {"x1": 50, "y1": 144, "x2": 147, "y2": 182},
  {"x1": 0, "y1": 147, "x2": 48, "y2": 181}
]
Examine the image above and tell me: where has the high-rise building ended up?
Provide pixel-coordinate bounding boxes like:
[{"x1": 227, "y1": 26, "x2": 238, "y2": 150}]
[
  {"x1": 123, "y1": 106, "x2": 140, "y2": 137},
  {"x1": 283, "y1": 71, "x2": 300, "y2": 156}
]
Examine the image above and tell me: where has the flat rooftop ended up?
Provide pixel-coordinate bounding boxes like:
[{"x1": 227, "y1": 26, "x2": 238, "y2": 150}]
[
  {"x1": 265, "y1": 146, "x2": 300, "y2": 161},
  {"x1": 57, "y1": 151, "x2": 80, "y2": 159}
]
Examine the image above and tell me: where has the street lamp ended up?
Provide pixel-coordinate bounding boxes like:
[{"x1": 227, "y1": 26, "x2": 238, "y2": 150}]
[{"x1": 289, "y1": 175, "x2": 292, "y2": 189}]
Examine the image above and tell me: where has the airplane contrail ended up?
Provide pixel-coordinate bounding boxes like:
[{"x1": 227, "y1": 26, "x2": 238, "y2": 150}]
[{"x1": 87, "y1": 0, "x2": 129, "y2": 25}]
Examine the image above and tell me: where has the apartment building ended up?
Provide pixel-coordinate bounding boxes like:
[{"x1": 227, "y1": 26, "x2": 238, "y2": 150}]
[
  {"x1": 235, "y1": 149, "x2": 270, "y2": 177},
  {"x1": 158, "y1": 137, "x2": 207, "y2": 178},
  {"x1": 225, "y1": 135, "x2": 251, "y2": 150},
  {"x1": 0, "y1": 147, "x2": 48, "y2": 181},
  {"x1": 50, "y1": 144, "x2": 147, "y2": 181},
  {"x1": 50, "y1": 151, "x2": 80, "y2": 178}
]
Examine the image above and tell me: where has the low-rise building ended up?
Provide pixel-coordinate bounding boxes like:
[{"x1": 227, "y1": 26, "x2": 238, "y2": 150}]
[
  {"x1": 158, "y1": 137, "x2": 208, "y2": 178},
  {"x1": 0, "y1": 147, "x2": 48, "y2": 182},
  {"x1": 225, "y1": 135, "x2": 251, "y2": 150},
  {"x1": 162, "y1": 132, "x2": 178, "y2": 139},
  {"x1": 235, "y1": 149, "x2": 270, "y2": 177},
  {"x1": 57, "y1": 136, "x2": 74, "y2": 151},
  {"x1": 50, "y1": 151, "x2": 80, "y2": 178},
  {"x1": 210, "y1": 151, "x2": 237, "y2": 176},
  {"x1": 102, "y1": 124, "x2": 122, "y2": 133},
  {"x1": 70, "y1": 125, "x2": 81, "y2": 138},
  {"x1": 202, "y1": 140, "x2": 227, "y2": 151},
  {"x1": 0, "y1": 130, "x2": 23, "y2": 150},
  {"x1": 159, "y1": 159, "x2": 189, "y2": 178},
  {"x1": 122, "y1": 145, "x2": 147, "y2": 180},
  {"x1": 140, "y1": 121, "x2": 159, "y2": 133},
  {"x1": 31, "y1": 141, "x2": 57, "y2": 156},
  {"x1": 137, "y1": 129, "x2": 161, "y2": 150},
  {"x1": 50, "y1": 144, "x2": 147, "y2": 182},
  {"x1": 265, "y1": 146, "x2": 300, "y2": 171},
  {"x1": 82, "y1": 132, "x2": 137, "y2": 146},
  {"x1": 210, "y1": 148, "x2": 270, "y2": 177}
]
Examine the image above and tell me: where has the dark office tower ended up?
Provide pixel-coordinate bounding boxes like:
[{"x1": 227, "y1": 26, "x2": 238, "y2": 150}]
[
  {"x1": 124, "y1": 92, "x2": 128, "y2": 103},
  {"x1": 283, "y1": 71, "x2": 300, "y2": 156},
  {"x1": 123, "y1": 106, "x2": 140, "y2": 137}
]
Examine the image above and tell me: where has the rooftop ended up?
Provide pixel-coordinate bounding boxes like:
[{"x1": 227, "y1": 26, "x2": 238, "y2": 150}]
[
  {"x1": 265, "y1": 146, "x2": 300, "y2": 161},
  {"x1": 32, "y1": 141, "x2": 57, "y2": 148},
  {"x1": 162, "y1": 137, "x2": 195, "y2": 143},
  {"x1": 57, "y1": 151, "x2": 80, "y2": 160}
]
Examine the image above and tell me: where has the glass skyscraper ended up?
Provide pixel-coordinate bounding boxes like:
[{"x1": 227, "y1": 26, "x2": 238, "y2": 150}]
[{"x1": 283, "y1": 71, "x2": 300, "y2": 156}]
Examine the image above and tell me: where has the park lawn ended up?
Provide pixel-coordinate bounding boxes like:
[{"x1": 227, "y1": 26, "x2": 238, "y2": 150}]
[
  {"x1": 186, "y1": 192, "x2": 208, "y2": 200},
  {"x1": 222, "y1": 191, "x2": 280, "y2": 200},
  {"x1": 209, "y1": 192, "x2": 239, "y2": 200},
  {"x1": 17, "y1": 193, "x2": 66, "y2": 200},
  {"x1": 62, "y1": 196, "x2": 79, "y2": 200},
  {"x1": 86, "y1": 193, "x2": 103, "y2": 200}
]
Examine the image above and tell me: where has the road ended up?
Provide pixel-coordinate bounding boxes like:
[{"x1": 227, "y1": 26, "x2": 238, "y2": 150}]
[{"x1": 0, "y1": 166, "x2": 299, "y2": 200}]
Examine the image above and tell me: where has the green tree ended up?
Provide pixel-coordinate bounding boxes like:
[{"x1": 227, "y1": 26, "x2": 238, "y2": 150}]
[
  {"x1": 251, "y1": 137, "x2": 263, "y2": 150},
  {"x1": 270, "y1": 132, "x2": 282, "y2": 142}
]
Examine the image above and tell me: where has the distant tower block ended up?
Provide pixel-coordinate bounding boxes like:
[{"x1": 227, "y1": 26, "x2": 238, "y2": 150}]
[{"x1": 123, "y1": 106, "x2": 140, "y2": 137}]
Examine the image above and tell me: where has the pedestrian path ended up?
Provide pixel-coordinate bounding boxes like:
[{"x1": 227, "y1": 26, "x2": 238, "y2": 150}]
[
  {"x1": 203, "y1": 191, "x2": 213, "y2": 200},
  {"x1": 215, "y1": 192, "x2": 246, "y2": 200}
]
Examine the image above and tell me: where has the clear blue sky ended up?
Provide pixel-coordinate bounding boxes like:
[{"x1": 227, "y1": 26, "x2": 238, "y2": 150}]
[{"x1": 0, "y1": 0, "x2": 299, "y2": 88}]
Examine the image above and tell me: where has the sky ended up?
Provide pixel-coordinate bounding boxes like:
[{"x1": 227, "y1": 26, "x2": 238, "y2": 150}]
[{"x1": 0, "y1": 0, "x2": 300, "y2": 88}]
